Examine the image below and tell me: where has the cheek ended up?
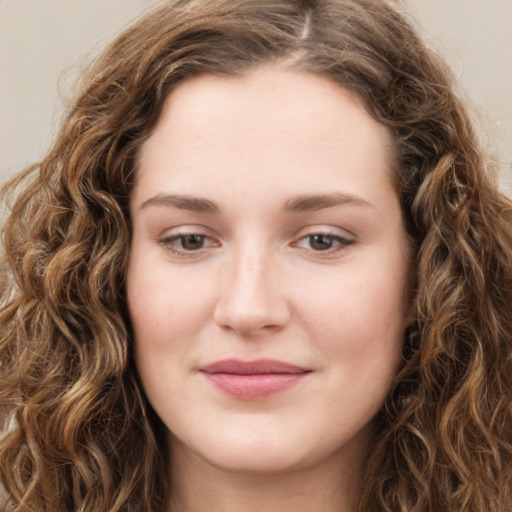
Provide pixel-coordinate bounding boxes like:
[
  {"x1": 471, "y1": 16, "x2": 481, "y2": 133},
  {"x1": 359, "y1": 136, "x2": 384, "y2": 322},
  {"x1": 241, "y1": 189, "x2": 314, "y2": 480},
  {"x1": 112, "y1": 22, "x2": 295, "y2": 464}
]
[
  {"x1": 126, "y1": 260, "x2": 221, "y2": 398},
  {"x1": 297, "y1": 261, "x2": 408, "y2": 370},
  {"x1": 126, "y1": 271, "x2": 196, "y2": 403},
  {"x1": 127, "y1": 259, "x2": 212, "y2": 337}
]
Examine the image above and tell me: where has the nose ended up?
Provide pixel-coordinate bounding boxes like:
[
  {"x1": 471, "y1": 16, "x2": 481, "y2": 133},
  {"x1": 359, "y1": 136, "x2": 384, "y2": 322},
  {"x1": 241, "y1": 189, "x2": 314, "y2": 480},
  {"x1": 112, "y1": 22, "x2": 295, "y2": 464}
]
[{"x1": 213, "y1": 245, "x2": 290, "y2": 337}]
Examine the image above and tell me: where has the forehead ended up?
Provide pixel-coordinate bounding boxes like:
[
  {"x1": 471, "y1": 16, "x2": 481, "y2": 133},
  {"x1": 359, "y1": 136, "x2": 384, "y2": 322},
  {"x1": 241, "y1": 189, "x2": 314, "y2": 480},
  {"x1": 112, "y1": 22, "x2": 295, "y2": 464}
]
[{"x1": 134, "y1": 67, "x2": 397, "y2": 208}]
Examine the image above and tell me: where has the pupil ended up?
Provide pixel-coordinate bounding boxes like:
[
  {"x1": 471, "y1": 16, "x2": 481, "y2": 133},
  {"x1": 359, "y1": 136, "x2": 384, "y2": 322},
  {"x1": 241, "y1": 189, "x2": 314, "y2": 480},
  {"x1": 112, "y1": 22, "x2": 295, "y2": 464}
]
[
  {"x1": 310, "y1": 234, "x2": 333, "y2": 250},
  {"x1": 182, "y1": 235, "x2": 204, "y2": 250}
]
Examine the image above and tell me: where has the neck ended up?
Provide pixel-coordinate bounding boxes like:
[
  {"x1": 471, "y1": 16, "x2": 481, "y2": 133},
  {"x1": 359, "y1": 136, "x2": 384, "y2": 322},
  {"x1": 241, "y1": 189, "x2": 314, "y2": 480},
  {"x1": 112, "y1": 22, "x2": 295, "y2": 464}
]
[{"x1": 167, "y1": 440, "x2": 363, "y2": 512}]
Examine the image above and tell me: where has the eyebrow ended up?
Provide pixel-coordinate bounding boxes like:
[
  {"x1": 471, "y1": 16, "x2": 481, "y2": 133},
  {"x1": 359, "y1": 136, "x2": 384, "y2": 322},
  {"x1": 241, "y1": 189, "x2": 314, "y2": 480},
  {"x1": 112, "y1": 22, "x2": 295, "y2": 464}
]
[
  {"x1": 282, "y1": 192, "x2": 374, "y2": 212},
  {"x1": 138, "y1": 192, "x2": 373, "y2": 214},
  {"x1": 139, "y1": 194, "x2": 219, "y2": 213}
]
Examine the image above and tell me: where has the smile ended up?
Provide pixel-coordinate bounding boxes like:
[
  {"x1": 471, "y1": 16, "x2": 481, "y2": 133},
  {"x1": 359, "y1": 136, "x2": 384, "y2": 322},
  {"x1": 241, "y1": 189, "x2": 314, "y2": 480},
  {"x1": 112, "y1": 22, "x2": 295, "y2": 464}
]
[{"x1": 199, "y1": 359, "x2": 312, "y2": 399}]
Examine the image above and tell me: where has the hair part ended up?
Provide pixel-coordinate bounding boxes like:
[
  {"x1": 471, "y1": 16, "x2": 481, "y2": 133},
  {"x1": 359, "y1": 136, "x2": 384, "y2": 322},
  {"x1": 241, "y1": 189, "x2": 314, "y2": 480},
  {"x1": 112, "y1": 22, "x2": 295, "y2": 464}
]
[{"x1": 1, "y1": 1, "x2": 511, "y2": 510}]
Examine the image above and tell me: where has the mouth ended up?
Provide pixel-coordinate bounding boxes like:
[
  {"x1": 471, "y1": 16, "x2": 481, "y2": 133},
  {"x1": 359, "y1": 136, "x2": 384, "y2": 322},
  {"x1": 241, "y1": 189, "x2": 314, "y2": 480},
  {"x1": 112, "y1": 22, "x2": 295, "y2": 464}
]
[{"x1": 199, "y1": 358, "x2": 312, "y2": 400}]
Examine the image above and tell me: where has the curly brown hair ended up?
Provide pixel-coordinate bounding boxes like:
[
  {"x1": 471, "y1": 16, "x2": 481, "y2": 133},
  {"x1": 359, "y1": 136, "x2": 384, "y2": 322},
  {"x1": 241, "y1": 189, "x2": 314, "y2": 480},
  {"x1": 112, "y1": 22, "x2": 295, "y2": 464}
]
[{"x1": 1, "y1": 0, "x2": 511, "y2": 510}]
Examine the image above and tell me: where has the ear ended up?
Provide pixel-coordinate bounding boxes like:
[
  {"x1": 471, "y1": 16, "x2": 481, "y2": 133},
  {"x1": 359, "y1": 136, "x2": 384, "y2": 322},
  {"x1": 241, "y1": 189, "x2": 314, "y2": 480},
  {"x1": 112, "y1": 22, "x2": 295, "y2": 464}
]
[{"x1": 403, "y1": 256, "x2": 418, "y2": 329}]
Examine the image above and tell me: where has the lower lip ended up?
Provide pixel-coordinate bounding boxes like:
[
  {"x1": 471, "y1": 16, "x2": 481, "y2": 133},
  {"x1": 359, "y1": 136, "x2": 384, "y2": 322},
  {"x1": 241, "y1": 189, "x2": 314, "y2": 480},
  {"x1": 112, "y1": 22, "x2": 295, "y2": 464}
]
[{"x1": 202, "y1": 372, "x2": 308, "y2": 399}]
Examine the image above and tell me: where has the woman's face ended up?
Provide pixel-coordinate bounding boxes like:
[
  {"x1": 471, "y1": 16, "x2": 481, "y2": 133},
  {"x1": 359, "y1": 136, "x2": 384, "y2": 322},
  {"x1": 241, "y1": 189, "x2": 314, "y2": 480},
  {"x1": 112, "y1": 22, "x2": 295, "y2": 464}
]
[{"x1": 127, "y1": 67, "x2": 411, "y2": 476}]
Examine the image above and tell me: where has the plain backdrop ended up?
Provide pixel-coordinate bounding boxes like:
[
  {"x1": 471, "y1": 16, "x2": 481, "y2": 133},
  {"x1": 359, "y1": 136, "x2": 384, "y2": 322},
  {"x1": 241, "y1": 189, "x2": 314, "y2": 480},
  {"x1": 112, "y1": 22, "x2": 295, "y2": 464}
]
[{"x1": 1, "y1": 0, "x2": 511, "y2": 187}]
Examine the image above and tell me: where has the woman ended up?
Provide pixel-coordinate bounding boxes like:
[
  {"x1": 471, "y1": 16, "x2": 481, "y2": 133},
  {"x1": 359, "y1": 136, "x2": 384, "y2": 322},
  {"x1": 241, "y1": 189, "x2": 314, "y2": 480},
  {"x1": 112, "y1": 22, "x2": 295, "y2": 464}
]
[{"x1": 1, "y1": 0, "x2": 511, "y2": 511}]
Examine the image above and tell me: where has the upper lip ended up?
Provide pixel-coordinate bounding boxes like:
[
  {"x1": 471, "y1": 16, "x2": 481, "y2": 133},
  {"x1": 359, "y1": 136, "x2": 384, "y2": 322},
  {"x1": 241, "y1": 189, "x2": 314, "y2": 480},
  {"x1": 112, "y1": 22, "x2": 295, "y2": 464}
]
[{"x1": 199, "y1": 358, "x2": 310, "y2": 375}]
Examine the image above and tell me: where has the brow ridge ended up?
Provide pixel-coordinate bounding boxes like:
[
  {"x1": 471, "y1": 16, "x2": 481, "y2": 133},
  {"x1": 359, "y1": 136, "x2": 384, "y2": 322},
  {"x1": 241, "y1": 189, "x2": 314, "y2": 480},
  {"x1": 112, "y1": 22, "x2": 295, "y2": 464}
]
[
  {"x1": 139, "y1": 191, "x2": 373, "y2": 214},
  {"x1": 139, "y1": 194, "x2": 219, "y2": 213},
  {"x1": 283, "y1": 192, "x2": 374, "y2": 212}
]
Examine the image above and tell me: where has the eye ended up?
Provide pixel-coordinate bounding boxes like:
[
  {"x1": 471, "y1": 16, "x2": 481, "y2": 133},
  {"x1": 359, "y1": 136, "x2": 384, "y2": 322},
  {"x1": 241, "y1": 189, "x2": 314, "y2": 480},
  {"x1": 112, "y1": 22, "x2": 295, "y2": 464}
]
[
  {"x1": 159, "y1": 233, "x2": 219, "y2": 254},
  {"x1": 293, "y1": 232, "x2": 354, "y2": 254},
  {"x1": 177, "y1": 234, "x2": 207, "y2": 251},
  {"x1": 307, "y1": 234, "x2": 339, "y2": 251}
]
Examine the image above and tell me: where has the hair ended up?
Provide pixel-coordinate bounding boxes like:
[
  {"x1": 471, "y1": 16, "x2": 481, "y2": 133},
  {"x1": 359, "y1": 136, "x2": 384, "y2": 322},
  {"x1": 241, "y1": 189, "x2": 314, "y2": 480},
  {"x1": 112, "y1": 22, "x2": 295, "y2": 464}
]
[{"x1": 1, "y1": 0, "x2": 511, "y2": 510}]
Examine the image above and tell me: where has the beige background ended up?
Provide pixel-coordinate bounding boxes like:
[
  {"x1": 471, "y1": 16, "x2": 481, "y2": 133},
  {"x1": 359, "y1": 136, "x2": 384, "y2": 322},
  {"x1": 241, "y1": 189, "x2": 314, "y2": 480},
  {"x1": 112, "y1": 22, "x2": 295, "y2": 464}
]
[{"x1": 1, "y1": 0, "x2": 511, "y2": 186}]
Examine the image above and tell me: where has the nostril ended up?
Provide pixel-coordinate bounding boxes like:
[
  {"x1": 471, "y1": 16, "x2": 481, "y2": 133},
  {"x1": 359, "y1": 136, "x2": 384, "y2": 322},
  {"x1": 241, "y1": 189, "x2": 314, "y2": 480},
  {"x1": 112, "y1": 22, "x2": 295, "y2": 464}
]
[{"x1": 213, "y1": 296, "x2": 290, "y2": 337}]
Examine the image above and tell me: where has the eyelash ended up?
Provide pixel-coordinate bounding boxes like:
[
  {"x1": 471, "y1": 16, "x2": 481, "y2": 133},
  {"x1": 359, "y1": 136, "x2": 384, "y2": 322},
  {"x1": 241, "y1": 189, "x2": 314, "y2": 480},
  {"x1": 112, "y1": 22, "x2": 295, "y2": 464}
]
[
  {"x1": 292, "y1": 233, "x2": 354, "y2": 255},
  {"x1": 159, "y1": 233, "x2": 219, "y2": 256},
  {"x1": 158, "y1": 231, "x2": 355, "y2": 257}
]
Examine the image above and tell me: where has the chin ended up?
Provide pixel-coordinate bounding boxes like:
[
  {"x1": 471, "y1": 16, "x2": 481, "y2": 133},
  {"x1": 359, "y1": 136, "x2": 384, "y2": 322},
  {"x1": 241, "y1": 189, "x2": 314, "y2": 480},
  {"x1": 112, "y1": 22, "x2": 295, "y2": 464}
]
[
  {"x1": 170, "y1": 422, "x2": 361, "y2": 477},
  {"x1": 206, "y1": 446, "x2": 312, "y2": 476},
  {"x1": 170, "y1": 423, "x2": 315, "y2": 474}
]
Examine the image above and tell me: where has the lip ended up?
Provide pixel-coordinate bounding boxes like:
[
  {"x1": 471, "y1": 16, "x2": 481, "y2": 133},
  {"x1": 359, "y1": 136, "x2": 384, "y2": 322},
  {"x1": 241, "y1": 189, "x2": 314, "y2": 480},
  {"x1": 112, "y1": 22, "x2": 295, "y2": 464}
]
[{"x1": 199, "y1": 358, "x2": 311, "y2": 399}]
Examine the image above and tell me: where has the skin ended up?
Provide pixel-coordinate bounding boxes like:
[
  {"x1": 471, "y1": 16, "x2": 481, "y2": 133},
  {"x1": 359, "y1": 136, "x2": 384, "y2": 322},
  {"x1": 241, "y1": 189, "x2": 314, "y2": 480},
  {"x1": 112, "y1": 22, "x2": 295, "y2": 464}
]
[{"x1": 127, "y1": 67, "x2": 412, "y2": 512}]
